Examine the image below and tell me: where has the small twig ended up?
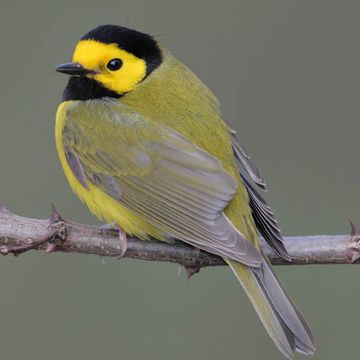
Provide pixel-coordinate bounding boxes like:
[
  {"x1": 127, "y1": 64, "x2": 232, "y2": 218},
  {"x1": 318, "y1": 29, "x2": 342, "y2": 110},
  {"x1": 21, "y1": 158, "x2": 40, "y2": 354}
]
[{"x1": 0, "y1": 205, "x2": 357, "y2": 268}]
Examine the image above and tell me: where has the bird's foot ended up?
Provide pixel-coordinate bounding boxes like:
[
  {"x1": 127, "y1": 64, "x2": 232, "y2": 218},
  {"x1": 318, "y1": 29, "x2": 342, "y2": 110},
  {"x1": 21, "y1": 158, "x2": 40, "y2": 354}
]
[
  {"x1": 100, "y1": 223, "x2": 127, "y2": 257},
  {"x1": 100, "y1": 222, "x2": 117, "y2": 231},
  {"x1": 118, "y1": 226, "x2": 127, "y2": 257},
  {"x1": 345, "y1": 221, "x2": 360, "y2": 263},
  {"x1": 0, "y1": 204, "x2": 67, "y2": 256}
]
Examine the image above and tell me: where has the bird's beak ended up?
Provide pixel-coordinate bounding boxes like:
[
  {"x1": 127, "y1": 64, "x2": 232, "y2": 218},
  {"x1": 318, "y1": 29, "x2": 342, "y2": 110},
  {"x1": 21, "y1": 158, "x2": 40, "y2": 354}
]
[{"x1": 55, "y1": 62, "x2": 97, "y2": 76}]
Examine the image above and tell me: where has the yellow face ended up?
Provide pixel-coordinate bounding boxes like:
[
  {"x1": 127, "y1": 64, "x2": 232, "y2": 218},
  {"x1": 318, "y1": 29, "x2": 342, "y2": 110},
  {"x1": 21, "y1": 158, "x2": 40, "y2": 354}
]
[{"x1": 72, "y1": 40, "x2": 147, "y2": 94}]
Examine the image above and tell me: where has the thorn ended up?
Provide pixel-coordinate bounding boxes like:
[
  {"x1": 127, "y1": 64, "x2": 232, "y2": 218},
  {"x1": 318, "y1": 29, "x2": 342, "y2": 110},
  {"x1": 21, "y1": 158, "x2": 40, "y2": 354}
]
[
  {"x1": 184, "y1": 264, "x2": 201, "y2": 279},
  {"x1": 345, "y1": 221, "x2": 360, "y2": 263},
  {"x1": 183, "y1": 247, "x2": 203, "y2": 278},
  {"x1": 350, "y1": 252, "x2": 360, "y2": 263},
  {"x1": 350, "y1": 220, "x2": 360, "y2": 236},
  {"x1": 50, "y1": 202, "x2": 64, "y2": 223},
  {"x1": 45, "y1": 243, "x2": 58, "y2": 253}
]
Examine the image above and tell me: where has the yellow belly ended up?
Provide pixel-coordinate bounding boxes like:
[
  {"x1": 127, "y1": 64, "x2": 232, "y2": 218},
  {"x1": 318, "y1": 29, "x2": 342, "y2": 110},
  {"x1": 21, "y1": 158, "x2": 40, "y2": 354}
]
[{"x1": 55, "y1": 101, "x2": 164, "y2": 240}]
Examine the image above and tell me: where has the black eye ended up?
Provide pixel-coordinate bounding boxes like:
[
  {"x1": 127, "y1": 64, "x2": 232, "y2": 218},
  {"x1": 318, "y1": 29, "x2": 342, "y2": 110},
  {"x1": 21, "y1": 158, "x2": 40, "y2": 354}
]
[{"x1": 107, "y1": 58, "x2": 123, "y2": 71}]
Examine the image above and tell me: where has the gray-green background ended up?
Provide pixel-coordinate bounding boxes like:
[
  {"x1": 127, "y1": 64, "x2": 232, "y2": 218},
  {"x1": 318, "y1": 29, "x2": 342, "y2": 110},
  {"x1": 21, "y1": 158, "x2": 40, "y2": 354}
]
[{"x1": 0, "y1": 0, "x2": 358, "y2": 359}]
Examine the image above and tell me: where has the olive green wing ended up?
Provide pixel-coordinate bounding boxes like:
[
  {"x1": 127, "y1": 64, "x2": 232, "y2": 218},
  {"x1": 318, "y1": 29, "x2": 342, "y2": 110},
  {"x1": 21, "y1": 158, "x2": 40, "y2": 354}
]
[
  {"x1": 63, "y1": 100, "x2": 262, "y2": 267},
  {"x1": 223, "y1": 120, "x2": 289, "y2": 260}
]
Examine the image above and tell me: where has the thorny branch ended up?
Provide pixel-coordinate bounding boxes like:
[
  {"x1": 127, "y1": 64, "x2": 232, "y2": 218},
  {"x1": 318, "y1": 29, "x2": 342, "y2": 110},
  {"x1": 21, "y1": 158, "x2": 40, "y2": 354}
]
[{"x1": 0, "y1": 205, "x2": 359, "y2": 271}]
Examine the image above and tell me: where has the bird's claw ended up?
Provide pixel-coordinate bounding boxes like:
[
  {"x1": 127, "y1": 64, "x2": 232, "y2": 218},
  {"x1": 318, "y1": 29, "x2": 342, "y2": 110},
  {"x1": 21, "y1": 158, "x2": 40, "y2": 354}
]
[
  {"x1": 101, "y1": 223, "x2": 127, "y2": 257},
  {"x1": 118, "y1": 227, "x2": 127, "y2": 257},
  {"x1": 100, "y1": 222, "x2": 118, "y2": 232}
]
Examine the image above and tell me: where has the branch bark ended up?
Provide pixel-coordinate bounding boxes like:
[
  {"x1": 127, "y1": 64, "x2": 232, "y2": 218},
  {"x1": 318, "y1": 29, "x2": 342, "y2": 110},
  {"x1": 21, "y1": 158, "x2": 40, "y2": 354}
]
[{"x1": 0, "y1": 205, "x2": 358, "y2": 268}]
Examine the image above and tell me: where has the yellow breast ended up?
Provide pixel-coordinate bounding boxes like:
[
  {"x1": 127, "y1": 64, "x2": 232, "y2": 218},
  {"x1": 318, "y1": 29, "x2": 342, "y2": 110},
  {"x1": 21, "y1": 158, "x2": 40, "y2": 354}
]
[{"x1": 55, "y1": 101, "x2": 164, "y2": 240}]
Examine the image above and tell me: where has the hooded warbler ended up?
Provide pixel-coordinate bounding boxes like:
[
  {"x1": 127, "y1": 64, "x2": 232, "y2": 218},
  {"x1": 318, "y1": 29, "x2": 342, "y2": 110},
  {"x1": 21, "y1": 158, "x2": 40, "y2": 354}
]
[{"x1": 55, "y1": 25, "x2": 315, "y2": 358}]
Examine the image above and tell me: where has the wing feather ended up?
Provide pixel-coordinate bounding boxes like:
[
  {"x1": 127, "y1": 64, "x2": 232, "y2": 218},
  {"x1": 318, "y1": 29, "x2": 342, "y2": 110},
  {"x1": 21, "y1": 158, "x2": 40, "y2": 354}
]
[
  {"x1": 223, "y1": 119, "x2": 290, "y2": 260},
  {"x1": 63, "y1": 100, "x2": 262, "y2": 267},
  {"x1": 223, "y1": 119, "x2": 266, "y2": 189},
  {"x1": 241, "y1": 174, "x2": 289, "y2": 260}
]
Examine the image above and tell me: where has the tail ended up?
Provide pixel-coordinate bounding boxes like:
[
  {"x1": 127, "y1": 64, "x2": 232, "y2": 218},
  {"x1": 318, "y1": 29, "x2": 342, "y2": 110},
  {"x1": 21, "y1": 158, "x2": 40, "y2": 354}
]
[{"x1": 226, "y1": 256, "x2": 315, "y2": 358}]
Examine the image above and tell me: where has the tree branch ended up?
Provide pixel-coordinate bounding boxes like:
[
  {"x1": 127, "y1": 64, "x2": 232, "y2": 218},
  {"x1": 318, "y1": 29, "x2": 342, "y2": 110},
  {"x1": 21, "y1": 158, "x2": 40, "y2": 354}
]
[{"x1": 0, "y1": 205, "x2": 358, "y2": 269}]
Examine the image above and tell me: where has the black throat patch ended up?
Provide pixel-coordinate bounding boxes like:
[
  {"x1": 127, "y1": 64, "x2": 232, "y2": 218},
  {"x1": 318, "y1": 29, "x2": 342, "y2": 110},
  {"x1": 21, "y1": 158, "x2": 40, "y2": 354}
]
[{"x1": 62, "y1": 76, "x2": 121, "y2": 101}]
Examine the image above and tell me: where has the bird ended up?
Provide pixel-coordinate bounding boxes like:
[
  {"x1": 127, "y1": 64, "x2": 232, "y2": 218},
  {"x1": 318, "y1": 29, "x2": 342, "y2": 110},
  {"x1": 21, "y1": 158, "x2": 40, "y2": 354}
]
[{"x1": 55, "y1": 24, "x2": 315, "y2": 358}]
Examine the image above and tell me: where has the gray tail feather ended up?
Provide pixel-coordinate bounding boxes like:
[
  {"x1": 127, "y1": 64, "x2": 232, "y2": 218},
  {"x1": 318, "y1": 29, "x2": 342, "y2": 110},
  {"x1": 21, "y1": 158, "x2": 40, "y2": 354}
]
[
  {"x1": 227, "y1": 257, "x2": 315, "y2": 358},
  {"x1": 252, "y1": 258, "x2": 315, "y2": 356}
]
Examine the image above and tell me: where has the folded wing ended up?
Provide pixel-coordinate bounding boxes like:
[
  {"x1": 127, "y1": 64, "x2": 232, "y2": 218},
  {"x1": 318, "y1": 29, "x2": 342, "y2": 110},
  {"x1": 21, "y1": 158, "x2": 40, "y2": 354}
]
[{"x1": 63, "y1": 101, "x2": 262, "y2": 267}]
